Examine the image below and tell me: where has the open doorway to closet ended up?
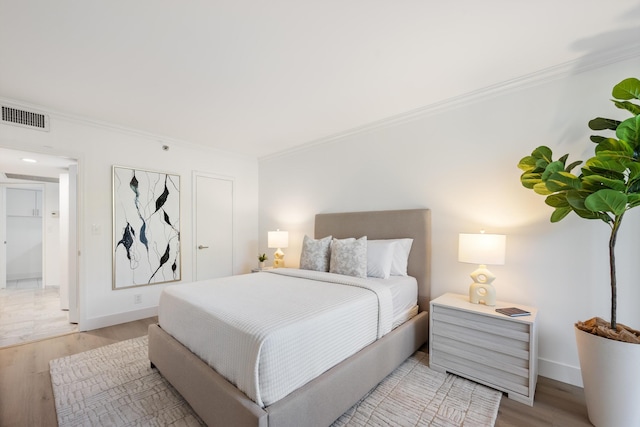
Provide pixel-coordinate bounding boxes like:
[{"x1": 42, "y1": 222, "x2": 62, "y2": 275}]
[{"x1": 0, "y1": 147, "x2": 78, "y2": 347}]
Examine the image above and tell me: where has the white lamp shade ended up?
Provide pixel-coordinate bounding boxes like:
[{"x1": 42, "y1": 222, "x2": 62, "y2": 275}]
[
  {"x1": 458, "y1": 233, "x2": 506, "y2": 265},
  {"x1": 268, "y1": 230, "x2": 289, "y2": 248}
]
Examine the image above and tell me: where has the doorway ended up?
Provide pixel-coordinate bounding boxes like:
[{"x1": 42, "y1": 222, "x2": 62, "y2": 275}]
[{"x1": 0, "y1": 147, "x2": 79, "y2": 347}]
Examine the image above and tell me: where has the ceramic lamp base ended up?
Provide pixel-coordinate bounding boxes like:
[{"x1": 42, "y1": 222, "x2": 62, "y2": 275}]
[
  {"x1": 273, "y1": 248, "x2": 285, "y2": 268},
  {"x1": 469, "y1": 282, "x2": 496, "y2": 306}
]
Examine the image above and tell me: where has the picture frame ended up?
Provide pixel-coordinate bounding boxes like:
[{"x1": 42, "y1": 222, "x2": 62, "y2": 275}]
[{"x1": 112, "y1": 166, "x2": 181, "y2": 289}]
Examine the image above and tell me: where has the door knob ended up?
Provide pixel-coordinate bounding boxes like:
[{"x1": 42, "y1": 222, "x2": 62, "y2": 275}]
[{"x1": 198, "y1": 245, "x2": 209, "y2": 250}]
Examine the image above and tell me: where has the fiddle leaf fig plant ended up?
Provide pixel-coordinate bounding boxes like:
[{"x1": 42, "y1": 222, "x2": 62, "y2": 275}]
[{"x1": 518, "y1": 77, "x2": 640, "y2": 343}]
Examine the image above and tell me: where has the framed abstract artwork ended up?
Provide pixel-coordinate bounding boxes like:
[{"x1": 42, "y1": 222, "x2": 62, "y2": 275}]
[{"x1": 112, "y1": 166, "x2": 181, "y2": 289}]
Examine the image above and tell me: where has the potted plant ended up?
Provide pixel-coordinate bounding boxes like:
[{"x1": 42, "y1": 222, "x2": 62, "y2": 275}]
[
  {"x1": 517, "y1": 77, "x2": 640, "y2": 426},
  {"x1": 258, "y1": 253, "x2": 268, "y2": 269}
]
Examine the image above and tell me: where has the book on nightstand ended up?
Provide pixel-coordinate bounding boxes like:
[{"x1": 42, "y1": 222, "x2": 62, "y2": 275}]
[{"x1": 495, "y1": 307, "x2": 531, "y2": 317}]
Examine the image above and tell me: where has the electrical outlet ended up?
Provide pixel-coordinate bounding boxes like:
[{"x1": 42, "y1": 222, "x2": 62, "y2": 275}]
[{"x1": 134, "y1": 294, "x2": 142, "y2": 304}]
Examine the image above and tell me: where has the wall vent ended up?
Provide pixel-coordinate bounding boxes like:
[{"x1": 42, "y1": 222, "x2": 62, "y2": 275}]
[{"x1": 1, "y1": 105, "x2": 50, "y2": 131}]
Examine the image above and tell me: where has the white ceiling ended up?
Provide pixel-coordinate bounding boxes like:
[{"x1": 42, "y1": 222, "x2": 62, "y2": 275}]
[{"x1": 2, "y1": 1, "x2": 640, "y2": 159}]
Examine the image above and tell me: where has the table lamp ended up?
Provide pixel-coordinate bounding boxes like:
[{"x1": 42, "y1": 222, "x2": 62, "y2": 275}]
[
  {"x1": 458, "y1": 232, "x2": 506, "y2": 306},
  {"x1": 268, "y1": 229, "x2": 289, "y2": 268}
]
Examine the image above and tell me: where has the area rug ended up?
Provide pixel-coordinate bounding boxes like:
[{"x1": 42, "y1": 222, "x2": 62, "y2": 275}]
[{"x1": 50, "y1": 336, "x2": 501, "y2": 426}]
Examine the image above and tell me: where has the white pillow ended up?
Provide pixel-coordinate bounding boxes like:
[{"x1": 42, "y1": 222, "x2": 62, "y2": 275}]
[
  {"x1": 366, "y1": 240, "x2": 396, "y2": 279},
  {"x1": 369, "y1": 238, "x2": 413, "y2": 276},
  {"x1": 329, "y1": 236, "x2": 367, "y2": 278},
  {"x1": 299, "y1": 235, "x2": 332, "y2": 272}
]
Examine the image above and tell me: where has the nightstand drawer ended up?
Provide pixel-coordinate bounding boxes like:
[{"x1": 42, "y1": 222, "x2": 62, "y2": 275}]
[
  {"x1": 432, "y1": 350, "x2": 530, "y2": 396},
  {"x1": 431, "y1": 335, "x2": 530, "y2": 396},
  {"x1": 432, "y1": 307, "x2": 530, "y2": 358},
  {"x1": 429, "y1": 293, "x2": 538, "y2": 406},
  {"x1": 432, "y1": 305, "x2": 530, "y2": 342}
]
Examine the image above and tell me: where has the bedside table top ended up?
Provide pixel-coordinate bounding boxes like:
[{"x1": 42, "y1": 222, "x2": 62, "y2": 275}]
[{"x1": 431, "y1": 292, "x2": 538, "y2": 323}]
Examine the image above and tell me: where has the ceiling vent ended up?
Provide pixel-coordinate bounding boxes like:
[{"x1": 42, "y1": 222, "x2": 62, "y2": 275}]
[{"x1": 1, "y1": 105, "x2": 50, "y2": 131}]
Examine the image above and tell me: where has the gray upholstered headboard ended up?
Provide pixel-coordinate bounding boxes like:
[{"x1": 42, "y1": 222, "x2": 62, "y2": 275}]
[{"x1": 315, "y1": 209, "x2": 431, "y2": 311}]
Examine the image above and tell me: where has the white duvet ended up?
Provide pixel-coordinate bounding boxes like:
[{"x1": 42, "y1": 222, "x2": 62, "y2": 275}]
[{"x1": 158, "y1": 269, "x2": 396, "y2": 407}]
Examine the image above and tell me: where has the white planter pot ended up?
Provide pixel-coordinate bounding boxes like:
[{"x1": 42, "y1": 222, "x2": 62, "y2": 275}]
[{"x1": 575, "y1": 326, "x2": 640, "y2": 427}]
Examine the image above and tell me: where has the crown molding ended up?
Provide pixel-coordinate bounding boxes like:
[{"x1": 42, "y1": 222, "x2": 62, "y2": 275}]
[{"x1": 260, "y1": 43, "x2": 640, "y2": 163}]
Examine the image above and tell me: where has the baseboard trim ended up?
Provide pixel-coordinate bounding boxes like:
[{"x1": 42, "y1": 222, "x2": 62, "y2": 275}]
[
  {"x1": 538, "y1": 357, "x2": 583, "y2": 388},
  {"x1": 81, "y1": 306, "x2": 158, "y2": 332}
]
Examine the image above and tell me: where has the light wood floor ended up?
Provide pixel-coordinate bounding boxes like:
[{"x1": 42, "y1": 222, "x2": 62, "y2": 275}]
[
  {"x1": 0, "y1": 317, "x2": 157, "y2": 427},
  {"x1": 0, "y1": 317, "x2": 592, "y2": 427}
]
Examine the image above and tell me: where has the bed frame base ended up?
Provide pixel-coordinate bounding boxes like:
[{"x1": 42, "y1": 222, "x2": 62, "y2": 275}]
[{"x1": 148, "y1": 310, "x2": 428, "y2": 427}]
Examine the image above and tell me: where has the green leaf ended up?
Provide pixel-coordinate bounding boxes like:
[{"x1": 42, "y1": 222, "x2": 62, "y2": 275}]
[
  {"x1": 594, "y1": 138, "x2": 634, "y2": 156},
  {"x1": 533, "y1": 182, "x2": 553, "y2": 195},
  {"x1": 628, "y1": 180, "x2": 640, "y2": 194},
  {"x1": 532, "y1": 146, "x2": 553, "y2": 163},
  {"x1": 581, "y1": 174, "x2": 626, "y2": 191},
  {"x1": 545, "y1": 193, "x2": 569, "y2": 208},
  {"x1": 585, "y1": 189, "x2": 627, "y2": 216},
  {"x1": 585, "y1": 157, "x2": 627, "y2": 174},
  {"x1": 628, "y1": 194, "x2": 640, "y2": 208},
  {"x1": 550, "y1": 207, "x2": 572, "y2": 222},
  {"x1": 545, "y1": 171, "x2": 581, "y2": 192},
  {"x1": 517, "y1": 155, "x2": 538, "y2": 172},
  {"x1": 575, "y1": 208, "x2": 612, "y2": 222},
  {"x1": 591, "y1": 135, "x2": 607, "y2": 144},
  {"x1": 565, "y1": 160, "x2": 583, "y2": 173},
  {"x1": 541, "y1": 160, "x2": 565, "y2": 181},
  {"x1": 612, "y1": 77, "x2": 640, "y2": 100},
  {"x1": 589, "y1": 117, "x2": 620, "y2": 131},
  {"x1": 616, "y1": 115, "x2": 640, "y2": 149},
  {"x1": 613, "y1": 100, "x2": 640, "y2": 116},
  {"x1": 627, "y1": 162, "x2": 640, "y2": 178},
  {"x1": 520, "y1": 172, "x2": 542, "y2": 189},
  {"x1": 566, "y1": 190, "x2": 594, "y2": 211}
]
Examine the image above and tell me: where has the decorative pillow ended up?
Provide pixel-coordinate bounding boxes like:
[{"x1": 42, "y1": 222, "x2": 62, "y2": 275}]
[
  {"x1": 366, "y1": 240, "x2": 396, "y2": 279},
  {"x1": 369, "y1": 238, "x2": 413, "y2": 276},
  {"x1": 299, "y1": 235, "x2": 332, "y2": 272},
  {"x1": 330, "y1": 236, "x2": 367, "y2": 278}
]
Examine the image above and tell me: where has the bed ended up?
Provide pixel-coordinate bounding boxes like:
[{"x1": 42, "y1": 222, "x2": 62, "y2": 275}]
[{"x1": 148, "y1": 208, "x2": 431, "y2": 427}]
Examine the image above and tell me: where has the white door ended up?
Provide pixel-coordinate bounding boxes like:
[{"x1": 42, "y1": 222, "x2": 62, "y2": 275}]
[
  {"x1": 59, "y1": 165, "x2": 78, "y2": 322},
  {"x1": 67, "y1": 164, "x2": 78, "y2": 323},
  {"x1": 194, "y1": 174, "x2": 233, "y2": 281}
]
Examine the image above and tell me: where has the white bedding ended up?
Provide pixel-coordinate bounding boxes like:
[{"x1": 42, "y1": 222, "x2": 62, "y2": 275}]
[
  {"x1": 366, "y1": 274, "x2": 417, "y2": 322},
  {"x1": 158, "y1": 269, "x2": 415, "y2": 407}
]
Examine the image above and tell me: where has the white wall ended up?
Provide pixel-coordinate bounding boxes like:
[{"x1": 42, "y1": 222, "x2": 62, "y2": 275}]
[
  {"x1": 258, "y1": 57, "x2": 640, "y2": 387},
  {"x1": 0, "y1": 108, "x2": 259, "y2": 330}
]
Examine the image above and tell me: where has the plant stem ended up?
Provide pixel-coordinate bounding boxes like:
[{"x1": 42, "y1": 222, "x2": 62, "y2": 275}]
[{"x1": 609, "y1": 213, "x2": 623, "y2": 330}]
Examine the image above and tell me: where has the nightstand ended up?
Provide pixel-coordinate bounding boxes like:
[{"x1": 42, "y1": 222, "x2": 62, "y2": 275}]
[
  {"x1": 251, "y1": 267, "x2": 274, "y2": 273},
  {"x1": 429, "y1": 293, "x2": 538, "y2": 406}
]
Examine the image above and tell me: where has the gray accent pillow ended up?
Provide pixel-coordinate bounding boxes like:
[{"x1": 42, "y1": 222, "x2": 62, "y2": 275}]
[
  {"x1": 299, "y1": 235, "x2": 332, "y2": 272},
  {"x1": 330, "y1": 236, "x2": 367, "y2": 278}
]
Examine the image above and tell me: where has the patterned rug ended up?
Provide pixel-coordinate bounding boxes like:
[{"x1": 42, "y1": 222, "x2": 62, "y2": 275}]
[{"x1": 50, "y1": 336, "x2": 501, "y2": 426}]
